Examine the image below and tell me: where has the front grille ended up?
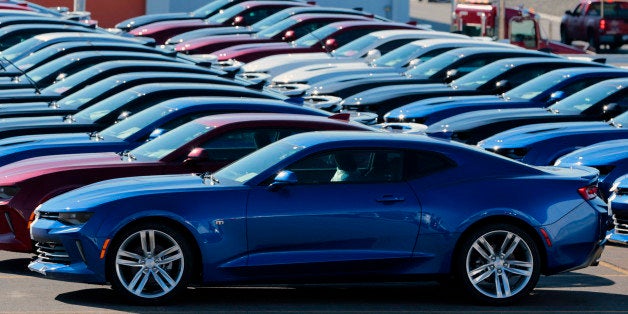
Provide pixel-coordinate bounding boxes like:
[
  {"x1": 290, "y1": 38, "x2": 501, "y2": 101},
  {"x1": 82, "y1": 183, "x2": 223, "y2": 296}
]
[
  {"x1": 38, "y1": 211, "x2": 59, "y2": 220},
  {"x1": 613, "y1": 213, "x2": 628, "y2": 235},
  {"x1": 35, "y1": 241, "x2": 71, "y2": 265},
  {"x1": 617, "y1": 187, "x2": 628, "y2": 196}
]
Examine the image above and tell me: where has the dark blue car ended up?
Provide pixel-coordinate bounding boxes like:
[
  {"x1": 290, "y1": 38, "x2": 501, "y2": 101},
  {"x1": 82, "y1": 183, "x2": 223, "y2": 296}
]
[
  {"x1": 555, "y1": 139, "x2": 628, "y2": 200},
  {"x1": 29, "y1": 131, "x2": 609, "y2": 305},
  {"x1": 384, "y1": 67, "x2": 628, "y2": 125},
  {"x1": 0, "y1": 96, "x2": 329, "y2": 167},
  {"x1": 608, "y1": 174, "x2": 628, "y2": 245},
  {"x1": 478, "y1": 111, "x2": 628, "y2": 166}
]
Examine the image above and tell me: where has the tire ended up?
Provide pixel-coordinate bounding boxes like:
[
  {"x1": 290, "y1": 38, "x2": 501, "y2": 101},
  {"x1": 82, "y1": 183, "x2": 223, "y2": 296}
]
[
  {"x1": 455, "y1": 224, "x2": 541, "y2": 305},
  {"x1": 588, "y1": 29, "x2": 600, "y2": 52},
  {"x1": 107, "y1": 222, "x2": 194, "y2": 304},
  {"x1": 560, "y1": 27, "x2": 571, "y2": 45}
]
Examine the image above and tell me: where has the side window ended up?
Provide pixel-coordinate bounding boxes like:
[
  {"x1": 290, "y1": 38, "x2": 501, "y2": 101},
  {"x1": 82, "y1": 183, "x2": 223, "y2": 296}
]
[
  {"x1": 553, "y1": 78, "x2": 605, "y2": 102},
  {"x1": 573, "y1": 4, "x2": 583, "y2": 15},
  {"x1": 452, "y1": 57, "x2": 496, "y2": 77},
  {"x1": 371, "y1": 38, "x2": 418, "y2": 55},
  {"x1": 283, "y1": 149, "x2": 404, "y2": 184},
  {"x1": 332, "y1": 29, "x2": 375, "y2": 47},
  {"x1": 405, "y1": 150, "x2": 455, "y2": 179},
  {"x1": 413, "y1": 47, "x2": 456, "y2": 64},
  {"x1": 292, "y1": 22, "x2": 327, "y2": 39},
  {"x1": 586, "y1": 3, "x2": 600, "y2": 16},
  {"x1": 496, "y1": 66, "x2": 551, "y2": 89},
  {"x1": 242, "y1": 8, "x2": 277, "y2": 25}
]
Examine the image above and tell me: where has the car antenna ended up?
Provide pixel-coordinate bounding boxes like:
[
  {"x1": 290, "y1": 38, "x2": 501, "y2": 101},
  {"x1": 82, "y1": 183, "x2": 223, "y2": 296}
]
[{"x1": 2, "y1": 56, "x2": 41, "y2": 94}]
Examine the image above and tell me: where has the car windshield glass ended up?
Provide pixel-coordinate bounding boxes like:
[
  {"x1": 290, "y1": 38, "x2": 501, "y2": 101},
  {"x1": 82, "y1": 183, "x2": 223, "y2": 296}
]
[
  {"x1": 206, "y1": 4, "x2": 244, "y2": 24},
  {"x1": 294, "y1": 24, "x2": 337, "y2": 47},
  {"x1": 612, "y1": 111, "x2": 628, "y2": 126},
  {"x1": 0, "y1": 37, "x2": 43, "y2": 61},
  {"x1": 99, "y1": 104, "x2": 172, "y2": 140},
  {"x1": 550, "y1": 82, "x2": 622, "y2": 113},
  {"x1": 72, "y1": 89, "x2": 143, "y2": 123},
  {"x1": 24, "y1": 54, "x2": 73, "y2": 83},
  {"x1": 53, "y1": 76, "x2": 118, "y2": 109},
  {"x1": 40, "y1": 66, "x2": 98, "y2": 95},
  {"x1": 333, "y1": 33, "x2": 377, "y2": 57},
  {"x1": 250, "y1": 10, "x2": 292, "y2": 31},
  {"x1": 372, "y1": 43, "x2": 422, "y2": 67},
  {"x1": 255, "y1": 17, "x2": 298, "y2": 39},
  {"x1": 449, "y1": 62, "x2": 512, "y2": 89},
  {"x1": 130, "y1": 122, "x2": 214, "y2": 160},
  {"x1": 215, "y1": 141, "x2": 305, "y2": 183},
  {"x1": 13, "y1": 45, "x2": 65, "y2": 71},
  {"x1": 503, "y1": 71, "x2": 568, "y2": 100},
  {"x1": 190, "y1": 0, "x2": 228, "y2": 18},
  {"x1": 405, "y1": 51, "x2": 461, "y2": 78}
]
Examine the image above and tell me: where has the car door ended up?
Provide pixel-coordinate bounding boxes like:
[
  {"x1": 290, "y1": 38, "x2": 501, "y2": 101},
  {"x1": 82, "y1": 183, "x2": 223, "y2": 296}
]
[{"x1": 245, "y1": 148, "x2": 422, "y2": 275}]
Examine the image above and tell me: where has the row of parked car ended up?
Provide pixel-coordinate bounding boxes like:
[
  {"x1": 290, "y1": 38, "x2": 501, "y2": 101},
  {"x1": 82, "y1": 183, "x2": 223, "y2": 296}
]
[{"x1": 0, "y1": 0, "x2": 622, "y2": 307}]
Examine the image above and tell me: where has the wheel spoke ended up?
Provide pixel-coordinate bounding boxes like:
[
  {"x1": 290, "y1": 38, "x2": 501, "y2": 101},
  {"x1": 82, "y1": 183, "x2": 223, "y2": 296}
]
[
  {"x1": 155, "y1": 245, "x2": 181, "y2": 260},
  {"x1": 495, "y1": 271, "x2": 512, "y2": 297},
  {"x1": 501, "y1": 233, "x2": 521, "y2": 259},
  {"x1": 471, "y1": 267, "x2": 495, "y2": 284},
  {"x1": 140, "y1": 230, "x2": 156, "y2": 255},
  {"x1": 504, "y1": 265, "x2": 533, "y2": 277},
  {"x1": 472, "y1": 236, "x2": 494, "y2": 260},
  {"x1": 117, "y1": 259, "x2": 143, "y2": 267},
  {"x1": 469, "y1": 263, "x2": 492, "y2": 277},
  {"x1": 155, "y1": 266, "x2": 177, "y2": 287},
  {"x1": 158, "y1": 252, "x2": 183, "y2": 265},
  {"x1": 151, "y1": 269, "x2": 174, "y2": 293},
  {"x1": 118, "y1": 249, "x2": 143, "y2": 261},
  {"x1": 133, "y1": 271, "x2": 151, "y2": 295},
  {"x1": 127, "y1": 268, "x2": 146, "y2": 292}
]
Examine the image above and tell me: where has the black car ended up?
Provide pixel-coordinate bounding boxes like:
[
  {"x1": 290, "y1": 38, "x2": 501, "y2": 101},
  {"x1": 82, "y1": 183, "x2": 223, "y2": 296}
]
[
  {"x1": 426, "y1": 78, "x2": 628, "y2": 144},
  {"x1": 339, "y1": 57, "x2": 610, "y2": 118},
  {"x1": 0, "y1": 24, "x2": 102, "y2": 50},
  {"x1": 0, "y1": 82, "x2": 290, "y2": 140}
]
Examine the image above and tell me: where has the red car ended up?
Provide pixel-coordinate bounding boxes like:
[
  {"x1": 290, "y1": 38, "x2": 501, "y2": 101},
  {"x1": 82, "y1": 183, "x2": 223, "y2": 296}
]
[
  {"x1": 0, "y1": 112, "x2": 372, "y2": 253},
  {"x1": 129, "y1": 1, "x2": 311, "y2": 44},
  {"x1": 175, "y1": 13, "x2": 371, "y2": 55},
  {"x1": 211, "y1": 20, "x2": 423, "y2": 63}
]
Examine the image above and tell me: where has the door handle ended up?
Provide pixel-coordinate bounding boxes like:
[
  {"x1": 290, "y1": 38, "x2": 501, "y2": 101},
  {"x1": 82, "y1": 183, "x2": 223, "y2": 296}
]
[{"x1": 376, "y1": 195, "x2": 405, "y2": 203}]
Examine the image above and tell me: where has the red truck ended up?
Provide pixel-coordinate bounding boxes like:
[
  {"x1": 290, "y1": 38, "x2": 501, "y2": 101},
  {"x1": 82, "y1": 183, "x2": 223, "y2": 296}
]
[
  {"x1": 451, "y1": 0, "x2": 587, "y2": 54},
  {"x1": 561, "y1": 0, "x2": 628, "y2": 51}
]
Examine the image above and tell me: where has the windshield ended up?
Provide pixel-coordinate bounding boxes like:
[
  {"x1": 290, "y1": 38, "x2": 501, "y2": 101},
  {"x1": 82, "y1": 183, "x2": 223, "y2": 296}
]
[
  {"x1": 503, "y1": 71, "x2": 570, "y2": 100},
  {"x1": 332, "y1": 33, "x2": 377, "y2": 57},
  {"x1": 372, "y1": 43, "x2": 424, "y2": 67},
  {"x1": 215, "y1": 141, "x2": 305, "y2": 183},
  {"x1": 53, "y1": 76, "x2": 119, "y2": 110},
  {"x1": 190, "y1": 0, "x2": 228, "y2": 18},
  {"x1": 130, "y1": 122, "x2": 213, "y2": 161},
  {"x1": 250, "y1": 10, "x2": 292, "y2": 31},
  {"x1": 255, "y1": 16, "x2": 298, "y2": 39},
  {"x1": 13, "y1": 45, "x2": 66, "y2": 71},
  {"x1": 550, "y1": 82, "x2": 623, "y2": 113},
  {"x1": 41, "y1": 66, "x2": 100, "y2": 95},
  {"x1": 1, "y1": 37, "x2": 43, "y2": 61},
  {"x1": 24, "y1": 54, "x2": 74, "y2": 83},
  {"x1": 405, "y1": 51, "x2": 462, "y2": 79},
  {"x1": 206, "y1": 4, "x2": 244, "y2": 24},
  {"x1": 99, "y1": 104, "x2": 174, "y2": 140},
  {"x1": 612, "y1": 111, "x2": 628, "y2": 126},
  {"x1": 72, "y1": 89, "x2": 143, "y2": 123},
  {"x1": 294, "y1": 24, "x2": 337, "y2": 47},
  {"x1": 450, "y1": 62, "x2": 513, "y2": 90}
]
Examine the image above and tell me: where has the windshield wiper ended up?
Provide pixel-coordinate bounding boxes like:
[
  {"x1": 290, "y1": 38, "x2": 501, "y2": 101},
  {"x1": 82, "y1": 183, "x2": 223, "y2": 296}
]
[
  {"x1": 201, "y1": 172, "x2": 220, "y2": 185},
  {"x1": 609, "y1": 119, "x2": 622, "y2": 128},
  {"x1": 546, "y1": 108, "x2": 559, "y2": 114},
  {"x1": 89, "y1": 131, "x2": 104, "y2": 141},
  {"x1": 2, "y1": 56, "x2": 41, "y2": 94},
  {"x1": 63, "y1": 114, "x2": 76, "y2": 123},
  {"x1": 121, "y1": 150, "x2": 136, "y2": 161}
]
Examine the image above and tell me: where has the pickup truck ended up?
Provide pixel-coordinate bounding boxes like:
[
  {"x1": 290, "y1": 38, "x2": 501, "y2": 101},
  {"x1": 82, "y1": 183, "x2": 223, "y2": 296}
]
[{"x1": 561, "y1": 0, "x2": 628, "y2": 51}]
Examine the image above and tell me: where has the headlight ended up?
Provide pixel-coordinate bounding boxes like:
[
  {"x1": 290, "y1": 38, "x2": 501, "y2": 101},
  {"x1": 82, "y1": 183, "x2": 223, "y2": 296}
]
[
  {"x1": 58, "y1": 212, "x2": 94, "y2": 225},
  {"x1": 0, "y1": 186, "x2": 20, "y2": 200}
]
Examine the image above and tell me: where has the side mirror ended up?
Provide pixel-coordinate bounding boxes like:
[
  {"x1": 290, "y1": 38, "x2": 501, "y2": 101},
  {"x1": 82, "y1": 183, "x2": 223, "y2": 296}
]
[
  {"x1": 564, "y1": 10, "x2": 572, "y2": 16},
  {"x1": 148, "y1": 128, "x2": 166, "y2": 141},
  {"x1": 549, "y1": 91, "x2": 566, "y2": 103},
  {"x1": 268, "y1": 170, "x2": 297, "y2": 191},
  {"x1": 493, "y1": 80, "x2": 511, "y2": 93},
  {"x1": 324, "y1": 38, "x2": 338, "y2": 51},
  {"x1": 364, "y1": 49, "x2": 381, "y2": 63},
  {"x1": 184, "y1": 147, "x2": 209, "y2": 163},
  {"x1": 232, "y1": 15, "x2": 244, "y2": 26},
  {"x1": 282, "y1": 30, "x2": 296, "y2": 42},
  {"x1": 444, "y1": 69, "x2": 459, "y2": 83},
  {"x1": 116, "y1": 111, "x2": 132, "y2": 122}
]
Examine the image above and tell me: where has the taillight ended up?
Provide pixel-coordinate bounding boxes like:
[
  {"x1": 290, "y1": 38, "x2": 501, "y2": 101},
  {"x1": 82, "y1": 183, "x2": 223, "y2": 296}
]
[
  {"x1": 578, "y1": 186, "x2": 598, "y2": 200},
  {"x1": 600, "y1": 19, "x2": 606, "y2": 31}
]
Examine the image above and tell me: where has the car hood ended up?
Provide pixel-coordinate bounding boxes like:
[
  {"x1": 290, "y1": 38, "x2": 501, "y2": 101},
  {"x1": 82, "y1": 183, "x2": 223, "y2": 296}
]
[
  {"x1": 130, "y1": 19, "x2": 207, "y2": 34},
  {"x1": 272, "y1": 62, "x2": 376, "y2": 84},
  {"x1": 0, "y1": 152, "x2": 122, "y2": 183},
  {"x1": 0, "y1": 115, "x2": 63, "y2": 128},
  {"x1": 115, "y1": 13, "x2": 190, "y2": 30},
  {"x1": 427, "y1": 108, "x2": 554, "y2": 133},
  {"x1": 557, "y1": 139, "x2": 628, "y2": 165},
  {"x1": 308, "y1": 72, "x2": 412, "y2": 95},
  {"x1": 241, "y1": 52, "x2": 332, "y2": 72},
  {"x1": 342, "y1": 83, "x2": 450, "y2": 105},
  {"x1": 214, "y1": 42, "x2": 294, "y2": 59},
  {"x1": 39, "y1": 173, "x2": 245, "y2": 212},
  {"x1": 479, "y1": 121, "x2": 614, "y2": 148},
  {"x1": 386, "y1": 95, "x2": 505, "y2": 117}
]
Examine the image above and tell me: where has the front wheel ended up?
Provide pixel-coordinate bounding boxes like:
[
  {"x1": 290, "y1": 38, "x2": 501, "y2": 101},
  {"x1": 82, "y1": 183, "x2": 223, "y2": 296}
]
[
  {"x1": 107, "y1": 222, "x2": 194, "y2": 304},
  {"x1": 455, "y1": 224, "x2": 541, "y2": 305}
]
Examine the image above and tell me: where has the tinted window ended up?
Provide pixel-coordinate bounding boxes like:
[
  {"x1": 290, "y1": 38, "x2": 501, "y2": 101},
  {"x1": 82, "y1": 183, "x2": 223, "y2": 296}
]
[{"x1": 406, "y1": 150, "x2": 455, "y2": 179}]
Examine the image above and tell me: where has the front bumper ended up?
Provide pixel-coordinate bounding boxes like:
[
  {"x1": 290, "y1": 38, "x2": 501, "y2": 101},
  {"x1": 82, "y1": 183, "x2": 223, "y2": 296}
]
[{"x1": 0, "y1": 204, "x2": 32, "y2": 253}]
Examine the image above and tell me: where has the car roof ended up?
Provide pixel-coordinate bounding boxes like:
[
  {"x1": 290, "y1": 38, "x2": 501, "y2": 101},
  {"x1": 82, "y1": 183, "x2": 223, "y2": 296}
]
[{"x1": 191, "y1": 112, "x2": 367, "y2": 129}]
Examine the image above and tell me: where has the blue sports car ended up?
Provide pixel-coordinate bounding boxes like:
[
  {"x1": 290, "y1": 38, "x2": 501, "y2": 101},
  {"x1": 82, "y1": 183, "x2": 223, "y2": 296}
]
[
  {"x1": 608, "y1": 174, "x2": 628, "y2": 245},
  {"x1": 29, "y1": 131, "x2": 609, "y2": 305},
  {"x1": 555, "y1": 139, "x2": 628, "y2": 200}
]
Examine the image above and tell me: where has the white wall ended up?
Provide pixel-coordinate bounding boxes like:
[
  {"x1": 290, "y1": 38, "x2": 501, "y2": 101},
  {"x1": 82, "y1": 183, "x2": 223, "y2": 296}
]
[{"x1": 145, "y1": 0, "x2": 410, "y2": 22}]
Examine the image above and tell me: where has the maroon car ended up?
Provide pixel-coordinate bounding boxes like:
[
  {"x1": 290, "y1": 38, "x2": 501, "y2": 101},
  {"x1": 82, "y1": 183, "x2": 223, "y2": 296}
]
[
  {"x1": 210, "y1": 20, "x2": 423, "y2": 62},
  {"x1": 129, "y1": 1, "x2": 311, "y2": 44},
  {"x1": 175, "y1": 13, "x2": 372, "y2": 55},
  {"x1": 0, "y1": 113, "x2": 373, "y2": 253}
]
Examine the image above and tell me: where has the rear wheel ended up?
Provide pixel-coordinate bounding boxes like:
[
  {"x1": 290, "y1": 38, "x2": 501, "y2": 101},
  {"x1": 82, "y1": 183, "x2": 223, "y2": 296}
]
[
  {"x1": 107, "y1": 222, "x2": 193, "y2": 304},
  {"x1": 455, "y1": 224, "x2": 541, "y2": 305},
  {"x1": 588, "y1": 29, "x2": 600, "y2": 52},
  {"x1": 560, "y1": 27, "x2": 572, "y2": 45}
]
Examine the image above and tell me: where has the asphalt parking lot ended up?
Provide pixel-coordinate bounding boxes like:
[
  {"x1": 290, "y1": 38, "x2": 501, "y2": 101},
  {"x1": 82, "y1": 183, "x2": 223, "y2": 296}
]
[{"x1": 0, "y1": 243, "x2": 626, "y2": 312}]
